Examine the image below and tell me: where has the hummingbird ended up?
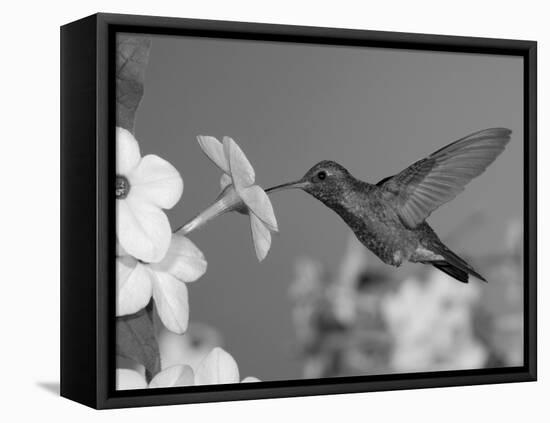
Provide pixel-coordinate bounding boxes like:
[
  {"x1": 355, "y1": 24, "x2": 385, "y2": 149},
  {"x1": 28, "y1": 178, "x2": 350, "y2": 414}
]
[{"x1": 267, "y1": 128, "x2": 511, "y2": 283}]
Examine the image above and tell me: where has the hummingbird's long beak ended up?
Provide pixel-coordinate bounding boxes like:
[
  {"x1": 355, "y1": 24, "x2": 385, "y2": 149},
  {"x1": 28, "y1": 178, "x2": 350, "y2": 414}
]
[{"x1": 265, "y1": 179, "x2": 308, "y2": 194}]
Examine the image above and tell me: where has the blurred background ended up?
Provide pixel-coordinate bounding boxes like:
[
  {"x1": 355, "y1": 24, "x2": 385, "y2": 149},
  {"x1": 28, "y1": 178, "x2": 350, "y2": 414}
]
[{"x1": 133, "y1": 33, "x2": 523, "y2": 381}]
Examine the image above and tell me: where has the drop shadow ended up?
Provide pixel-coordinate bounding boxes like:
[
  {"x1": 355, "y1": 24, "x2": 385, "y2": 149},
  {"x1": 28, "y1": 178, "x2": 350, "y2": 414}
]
[{"x1": 36, "y1": 381, "x2": 60, "y2": 396}]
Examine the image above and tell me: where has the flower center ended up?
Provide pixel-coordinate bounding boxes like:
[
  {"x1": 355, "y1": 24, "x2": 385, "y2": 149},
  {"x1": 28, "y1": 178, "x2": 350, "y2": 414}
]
[{"x1": 116, "y1": 175, "x2": 131, "y2": 199}]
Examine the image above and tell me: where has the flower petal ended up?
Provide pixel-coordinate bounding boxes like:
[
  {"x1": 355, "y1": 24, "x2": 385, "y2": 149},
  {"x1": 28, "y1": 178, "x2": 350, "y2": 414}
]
[
  {"x1": 117, "y1": 198, "x2": 172, "y2": 263},
  {"x1": 197, "y1": 136, "x2": 230, "y2": 173},
  {"x1": 157, "y1": 324, "x2": 222, "y2": 371},
  {"x1": 148, "y1": 365, "x2": 195, "y2": 388},
  {"x1": 152, "y1": 271, "x2": 189, "y2": 334},
  {"x1": 195, "y1": 347, "x2": 240, "y2": 385},
  {"x1": 242, "y1": 376, "x2": 261, "y2": 383},
  {"x1": 250, "y1": 213, "x2": 272, "y2": 261},
  {"x1": 116, "y1": 127, "x2": 141, "y2": 175},
  {"x1": 116, "y1": 368, "x2": 148, "y2": 390},
  {"x1": 116, "y1": 239, "x2": 127, "y2": 257},
  {"x1": 129, "y1": 154, "x2": 183, "y2": 209},
  {"x1": 116, "y1": 256, "x2": 153, "y2": 316},
  {"x1": 176, "y1": 186, "x2": 242, "y2": 235},
  {"x1": 240, "y1": 185, "x2": 278, "y2": 232},
  {"x1": 223, "y1": 137, "x2": 255, "y2": 188},
  {"x1": 151, "y1": 235, "x2": 207, "y2": 283},
  {"x1": 220, "y1": 173, "x2": 232, "y2": 191}
]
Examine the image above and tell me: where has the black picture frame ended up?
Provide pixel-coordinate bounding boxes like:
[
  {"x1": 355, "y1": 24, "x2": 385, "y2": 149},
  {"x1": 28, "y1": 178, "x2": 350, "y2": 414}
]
[{"x1": 60, "y1": 12, "x2": 537, "y2": 409}]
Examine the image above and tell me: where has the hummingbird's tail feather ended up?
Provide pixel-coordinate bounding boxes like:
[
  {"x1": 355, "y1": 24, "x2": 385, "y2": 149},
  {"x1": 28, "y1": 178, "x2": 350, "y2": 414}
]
[
  {"x1": 428, "y1": 240, "x2": 487, "y2": 283},
  {"x1": 431, "y1": 261, "x2": 469, "y2": 283}
]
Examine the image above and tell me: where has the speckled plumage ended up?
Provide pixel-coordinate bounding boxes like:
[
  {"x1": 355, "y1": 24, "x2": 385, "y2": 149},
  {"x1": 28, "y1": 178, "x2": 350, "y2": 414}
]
[
  {"x1": 299, "y1": 162, "x2": 442, "y2": 267},
  {"x1": 268, "y1": 128, "x2": 512, "y2": 283}
]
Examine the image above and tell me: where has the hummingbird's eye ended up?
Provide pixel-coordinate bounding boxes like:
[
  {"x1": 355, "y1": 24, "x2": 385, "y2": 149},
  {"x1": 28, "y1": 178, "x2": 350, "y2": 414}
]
[{"x1": 317, "y1": 171, "x2": 327, "y2": 181}]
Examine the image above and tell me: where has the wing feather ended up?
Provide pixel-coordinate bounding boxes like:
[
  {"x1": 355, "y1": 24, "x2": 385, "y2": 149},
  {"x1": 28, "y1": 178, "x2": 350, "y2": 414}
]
[{"x1": 378, "y1": 128, "x2": 511, "y2": 228}]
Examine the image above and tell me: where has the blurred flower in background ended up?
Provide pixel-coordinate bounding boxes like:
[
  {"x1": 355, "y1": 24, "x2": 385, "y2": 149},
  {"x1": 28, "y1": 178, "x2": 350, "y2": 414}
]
[
  {"x1": 382, "y1": 273, "x2": 486, "y2": 372},
  {"x1": 289, "y1": 221, "x2": 524, "y2": 378},
  {"x1": 474, "y1": 221, "x2": 524, "y2": 367}
]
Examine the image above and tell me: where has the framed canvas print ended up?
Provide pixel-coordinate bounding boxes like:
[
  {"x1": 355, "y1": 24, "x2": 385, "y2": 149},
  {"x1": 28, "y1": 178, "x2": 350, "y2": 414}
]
[{"x1": 60, "y1": 13, "x2": 537, "y2": 409}]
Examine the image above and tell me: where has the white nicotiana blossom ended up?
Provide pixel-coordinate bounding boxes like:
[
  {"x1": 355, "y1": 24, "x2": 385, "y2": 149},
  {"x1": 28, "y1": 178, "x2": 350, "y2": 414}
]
[
  {"x1": 116, "y1": 127, "x2": 183, "y2": 263},
  {"x1": 381, "y1": 271, "x2": 486, "y2": 372},
  {"x1": 116, "y1": 347, "x2": 259, "y2": 390},
  {"x1": 178, "y1": 136, "x2": 278, "y2": 261},
  {"x1": 116, "y1": 365, "x2": 195, "y2": 390},
  {"x1": 117, "y1": 234, "x2": 207, "y2": 334},
  {"x1": 194, "y1": 347, "x2": 260, "y2": 385},
  {"x1": 157, "y1": 323, "x2": 222, "y2": 372}
]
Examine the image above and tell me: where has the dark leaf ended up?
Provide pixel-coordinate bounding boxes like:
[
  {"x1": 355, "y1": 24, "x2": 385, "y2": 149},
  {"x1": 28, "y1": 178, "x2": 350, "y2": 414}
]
[
  {"x1": 115, "y1": 35, "x2": 158, "y2": 380},
  {"x1": 116, "y1": 306, "x2": 160, "y2": 379},
  {"x1": 116, "y1": 35, "x2": 152, "y2": 133}
]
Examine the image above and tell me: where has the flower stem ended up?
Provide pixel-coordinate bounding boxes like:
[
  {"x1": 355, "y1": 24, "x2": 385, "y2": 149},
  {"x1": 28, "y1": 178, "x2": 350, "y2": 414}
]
[{"x1": 174, "y1": 186, "x2": 242, "y2": 235}]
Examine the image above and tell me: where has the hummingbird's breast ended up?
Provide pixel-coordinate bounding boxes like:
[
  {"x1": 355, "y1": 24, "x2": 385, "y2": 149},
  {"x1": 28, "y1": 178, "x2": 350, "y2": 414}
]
[{"x1": 333, "y1": 185, "x2": 420, "y2": 266}]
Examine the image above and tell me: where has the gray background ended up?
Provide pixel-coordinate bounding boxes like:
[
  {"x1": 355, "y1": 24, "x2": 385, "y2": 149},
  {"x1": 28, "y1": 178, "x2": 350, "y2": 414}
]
[{"x1": 133, "y1": 35, "x2": 523, "y2": 381}]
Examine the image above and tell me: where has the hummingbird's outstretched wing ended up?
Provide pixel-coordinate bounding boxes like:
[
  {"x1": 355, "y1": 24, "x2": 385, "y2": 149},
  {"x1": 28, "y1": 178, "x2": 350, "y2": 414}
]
[{"x1": 377, "y1": 128, "x2": 511, "y2": 228}]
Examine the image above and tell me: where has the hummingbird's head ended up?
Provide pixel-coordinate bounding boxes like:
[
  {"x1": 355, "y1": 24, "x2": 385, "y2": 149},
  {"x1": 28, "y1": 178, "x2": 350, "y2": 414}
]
[{"x1": 266, "y1": 160, "x2": 352, "y2": 205}]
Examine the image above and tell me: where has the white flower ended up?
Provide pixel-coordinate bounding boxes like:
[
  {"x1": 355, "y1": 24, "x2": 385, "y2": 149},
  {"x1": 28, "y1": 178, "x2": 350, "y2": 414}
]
[
  {"x1": 117, "y1": 235, "x2": 207, "y2": 333},
  {"x1": 116, "y1": 365, "x2": 195, "y2": 390},
  {"x1": 116, "y1": 127, "x2": 183, "y2": 263},
  {"x1": 194, "y1": 347, "x2": 260, "y2": 385},
  {"x1": 381, "y1": 271, "x2": 486, "y2": 372},
  {"x1": 178, "y1": 136, "x2": 278, "y2": 261},
  {"x1": 157, "y1": 322, "x2": 222, "y2": 371},
  {"x1": 116, "y1": 347, "x2": 259, "y2": 390}
]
